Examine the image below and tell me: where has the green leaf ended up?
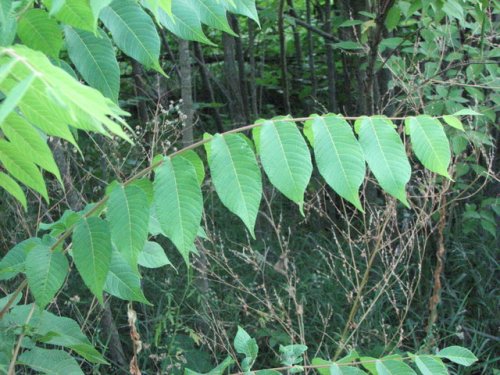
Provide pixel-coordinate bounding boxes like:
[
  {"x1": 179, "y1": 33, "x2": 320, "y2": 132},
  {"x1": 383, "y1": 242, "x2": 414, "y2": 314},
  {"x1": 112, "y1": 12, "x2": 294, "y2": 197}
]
[
  {"x1": 414, "y1": 356, "x2": 447, "y2": 375},
  {"x1": 25, "y1": 244, "x2": 68, "y2": 308},
  {"x1": 18, "y1": 347, "x2": 84, "y2": 375},
  {"x1": 385, "y1": 5, "x2": 400, "y2": 31},
  {"x1": 442, "y1": 0, "x2": 464, "y2": 22},
  {"x1": 437, "y1": 346, "x2": 478, "y2": 366},
  {"x1": 1, "y1": 45, "x2": 130, "y2": 143},
  {"x1": 305, "y1": 114, "x2": 365, "y2": 211},
  {"x1": 100, "y1": 0, "x2": 162, "y2": 71},
  {"x1": 64, "y1": 26, "x2": 120, "y2": 102},
  {"x1": 357, "y1": 116, "x2": 411, "y2": 207},
  {"x1": 90, "y1": 0, "x2": 112, "y2": 19},
  {"x1": 138, "y1": 241, "x2": 171, "y2": 268},
  {"x1": 254, "y1": 118, "x2": 312, "y2": 213},
  {"x1": 31, "y1": 307, "x2": 107, "y2": 364},
  {"x1": 2, "y1": 112, "x2": 62, "y2": 183},
  {"x1": 0, "y1": 171, "x2": 26, "y2": 209},
  {"x1": 234, "y1": 326, "x2": 258, "y2": 371},
  {"x1": 155, "y1": 0, "x2": 214, "y2": 45},
  {"x1": 197, "y1": 0, "x2": 235, "y2": 35},
  {"x1": 376, "y1": 359, "x2": 416, "y2": 374},
  {"x1": 221, "y1": 0, "x2": 259, "y2": 25},
  {"x1": 44, "y1": 0, "x2": 96, "y2": 32},
  {"x1": 0, "y1": 139, "x2": 48, "y2": 201},
  {"x1": 107, "y1": 184, "x2": 150, "y2": 269},
  {"x1": 333, "y1": 41, "x2": 363, "y2": 50},
  {"x1": 17, "y1": 9, "x2": 63, "y2": 58},
  {"x1": 206, "y1": 133, "x2": 262, "y2": 237},
  {"x1": 442, "y1": 115, "x2": 464, "y2": 131},
  {"x1": 104, "y1": 248, "x2": 151, "y2": 304},
  {"x1": 0, "y1": 73, "x2": 35, "y2": 125},
  {"x1": 0, "y1": 0, "x2": 16, "y2": 46},
  {"x1": 0, "y1": 237, "x2": 41, "y2": 280},
  {"x1": 179, "y1": 150, "x2": 205, "y2": 186},
  {"x1": 406, "y1": 116, "x2": 451, "y2": 178},
  {"x1": 311, "y1": 358, "x2": 366, "y2": 375},
  {"x1": 452, "y1": 108, "x2": 482, "y2": 116},
  {"x1": 280, "y1": 344, "x2": 307, "y2": 366},
  {"x1": 185, "y1": 356, "x2": 235, "y2": 375},
  {"x1": 72, "y1": 217, "x2": 112, "y2": 304},
  {"x1": 153, "y1": 156, "x2": 203, "y2": 263}
]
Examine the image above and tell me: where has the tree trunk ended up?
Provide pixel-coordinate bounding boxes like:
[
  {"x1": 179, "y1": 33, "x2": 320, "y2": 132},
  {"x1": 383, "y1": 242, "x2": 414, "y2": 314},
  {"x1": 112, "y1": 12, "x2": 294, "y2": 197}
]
[
  {"x1": 230, "y1": 15, "x2": 250, "y2": 123},
  {"x1": 179, "y1": 39, "x2": 194, "y2": 146},
  {"x1": 287, "y1": 0, "x2": 303, "y2": 79},
  {"x1": 132, "y1": 60, "x2": 149, "y2": 124},
  {"x1": 248, "y1": 19, "x2": 259, "y2": 117},
  {"x1": 222, "y1": 31, "x2": 246, "y2": 126},
  {"x1": 278, "y1": 0, "x2": 291, "y2": 114},
  {"x1": 324, "y1": 0, "x2": 338, "y2": 112},
  {"x1": 306, "y1": 0, "x2": 317, "y2": 103},
  {"x1": 194, "y1": 43, "x2": 224, "y2": 133}
]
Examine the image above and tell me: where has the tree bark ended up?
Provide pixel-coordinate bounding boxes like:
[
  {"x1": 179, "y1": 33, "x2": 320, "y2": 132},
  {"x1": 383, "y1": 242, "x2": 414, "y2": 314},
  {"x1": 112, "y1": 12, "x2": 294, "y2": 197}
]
[
  {"x1": 132, "y1": 60, "x2": 149, "y2": 124},
  {"x1": 278, "y1": 0, "x2": 291, "y2": 114},
  {"x1": 324, "y1": 0, "x2": 338, "y2": 112},
  {"x1": 194, "y1": 43, "x2": 224, "y2": 133},
  {"x1": 230, "y1": 15, "x2": 250, "y2": 123},
  {"x1": 306, "y1": 0, "x2": 317, "y2": 102},
  {"x1": 248, "y1": 19, "x2": 259, "y2": 117},
  {"x1": 287, "y1": 0, "x2": 303, "y2": 79},
  {"x1": 179, "y1": 39, "x2": 194, "y2": 146},
  {"x1": 222, "y1": 31, "x2": 246, "y2": 126}
]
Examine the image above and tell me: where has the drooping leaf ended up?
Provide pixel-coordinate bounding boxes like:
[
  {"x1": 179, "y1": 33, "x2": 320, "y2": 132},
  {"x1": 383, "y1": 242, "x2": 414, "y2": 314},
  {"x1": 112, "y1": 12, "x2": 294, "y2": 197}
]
[
  {"x1": 43, "y1": 0, "x2": 95, "y2": 32},
  {"x1": 0, "y1": 45, "x2": 130, "y2": 143},
  {"x1": 311, "y1": 358, "x2": 366, "y2": 375},
  {"x1": 185, "y1": 356, "x2": 235, "y2": 375},
  {"x1": 72, "y1": 217, "x2": 112, "y2": 304},
  {"x1": 0, "y1": 171, "x2": 26, "y2": 209},
  {"x1": 104, "y1": 249, "x2": 151, "y2": 304},
  {"x1": 206, "y1": 133, "x2": 262, "y2": 237},
  {"x1": 357, "y1": 116, "x2": 411, "y2": 207},
  {"x1": 90, "y1": 0, "x2": 112, "y2": 20},
  {"x1": 100, "y1": 0, "x2": 162, "y2": 71},
  {"x1": 220, "y1": 0, "x2": 259, "y2": 25},
  {"x1": 280, "y1": 344, "x2": 308, "y2": 366},
  {"x1": 0, "y1": 73, "x2": 35, "y2": 125},
  {"x1": 155, "y1": 0, "x2": 214, "y2": 45},
  {"x1": 29, "y1": 307, "x2": 107, "y2": 364},
  {"x1": 197, "y1": 0, "x2": 236, "y2": 35},
  {"x1": 304, "y1": 114, "x2": 365, "y2": 211},
  {"x1": 2, "y1": 112, "x2": 62, "y2": 183},
  {"x1": 234, "y1": 326, "x2": 258, "y2": 371},
  {"x1": 179, "y1": 150, "x2": 205, "y2": 186},
  {"x1": 107, "y1": 184, "x2": 150, "y2": 269},
  {"x1": 0, "y1": 139, "x2": 48, "y2": 201},
  {"x1": 17, "y1": 9, "x2": 63, "y2": 58},
  {"x1": 64, "y1": 26, "x2": 120, "y2": 102},
  {"x1": 414, "y1": 356, "x2": 447, "y2": 375},
  {"x1": 138, "y1": 241, "x2": 171, "y2": 269},
  {"x1": 25, "y1": 244, "x2": 68, "y2": 308},
  {"x1": 442, "y1": 115, "x2": 464, "y2": 131},
  {"x1": 0, "y1": 0, "x2": 16, "y2": 46},
  {"x1": 153, "y1": 156, "x2": 203, "y2": 263},
  {"x1": 375, "y1": 359, "x2": 416, "y2": 374},
  {"x1": 253, "y1": 118, "x2": 312, "y2": 213},
  {"x1": 406, "y1": 116, "x2": 451, "y2": 178},
  {"x1": 0, "y1": 237, "x2": 42, "y2": 280},
  {"x1": 18, "y1": 347, "x2": 84, "y2": 375},
  {"x1": 437, "y1": 346, "x2": 478, "y2": 366}
]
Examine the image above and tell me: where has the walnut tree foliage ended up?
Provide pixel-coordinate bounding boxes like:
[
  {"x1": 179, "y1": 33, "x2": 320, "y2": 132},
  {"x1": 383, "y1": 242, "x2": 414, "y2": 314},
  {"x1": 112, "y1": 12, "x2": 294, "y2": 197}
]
[{"x1": 0, "y1": 0, "x2": 484, "y2": 373}]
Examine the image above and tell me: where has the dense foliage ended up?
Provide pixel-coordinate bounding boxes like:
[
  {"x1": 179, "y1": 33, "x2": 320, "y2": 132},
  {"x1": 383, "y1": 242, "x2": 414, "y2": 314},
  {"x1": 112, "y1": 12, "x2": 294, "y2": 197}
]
[{"x1": 0, "y1": 0, "x2": 497, "y2": 374}]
